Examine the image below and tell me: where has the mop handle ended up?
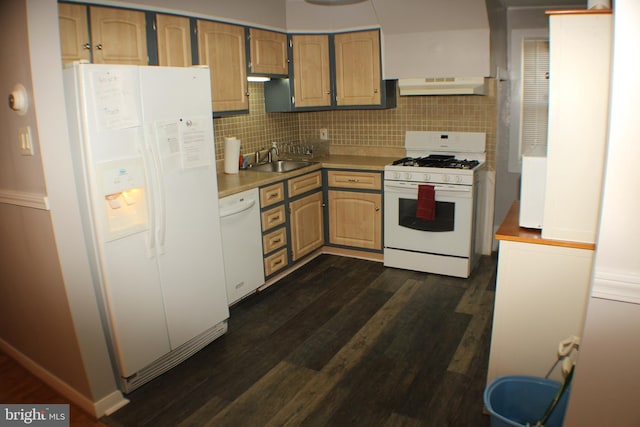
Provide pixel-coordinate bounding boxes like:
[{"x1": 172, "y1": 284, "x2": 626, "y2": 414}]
[{"x1": 537, "y1": 364, "x2": 575, "y2": 426}]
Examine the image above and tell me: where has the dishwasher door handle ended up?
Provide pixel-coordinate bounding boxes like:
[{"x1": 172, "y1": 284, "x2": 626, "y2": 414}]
[{"x1": 219, "y1": 198, "x2": 256, "y2": 218}]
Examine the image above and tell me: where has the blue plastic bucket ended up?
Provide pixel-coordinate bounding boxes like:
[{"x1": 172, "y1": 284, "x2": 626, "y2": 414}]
[{"x1": 483, "y1": 376, "x2": 570, "y2": 427}]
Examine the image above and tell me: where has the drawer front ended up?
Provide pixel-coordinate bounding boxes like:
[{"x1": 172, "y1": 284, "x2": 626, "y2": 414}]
[
  {"x1": 263, "y1": 227, "x2": 287, "y2": 254},
  {"x1": 327, "y1": 170, "x2": 381, "y2": 190},
  {"x1": 288, "y1": 171, "x2": 322, "y2": 198},
  {"x1": 261, "y1": 204, "x2": 286, "y2": 231},
  {"x1": 260, "y1": 182, "x2": 285, "y2": 208},
  {"x1": 264, "y1": 248, "x2": 288, "y2": 276}
]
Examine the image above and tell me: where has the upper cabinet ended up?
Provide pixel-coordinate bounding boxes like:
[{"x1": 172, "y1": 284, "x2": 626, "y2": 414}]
[
  {"x1": 156, "y1": 14, "x2": 192, "y2": 67},
  {"x1": 58, "y1": 5, "x2": 395, "y2": 115},
  {"x1": 265, "y1": 29, "x2": 395, "y2": 112},
  {"x1": 197, "y1": 20, "x2": 249, "y2": 114},
  {"x1": 58, "y1": 3, "x2": 90, "y2": 64},
  {"x1": 291, "y1": 34, "x2": 332, "y2": 108},
  {"x1": 334, "y1": 29, "x2": 381, "y2": 106},
  {"x1": 249, "y1": 28, "x2": 288, "y2": 76},
  {"x1": 58, "y1": 4, "x2": 148, "y2": 66},
  {"x1": 90, "y1": 6, "x2": 148, "y2": 65}
]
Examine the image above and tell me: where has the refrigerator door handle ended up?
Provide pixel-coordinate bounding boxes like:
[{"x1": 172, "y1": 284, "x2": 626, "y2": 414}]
[
  {"x1": 140, "y1": 141, "x2": 157, "y2": 257},
  {"x1": 152, "y1": 151, "x2": 166, "y2": 254},
  {"x1": 146, "y1": 125, "x2": 167, "y2": 254}
]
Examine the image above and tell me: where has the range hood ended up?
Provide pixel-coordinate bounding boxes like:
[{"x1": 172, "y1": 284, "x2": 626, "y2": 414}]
[{"x1": 398, "y1": 77, "x2": 487, "y2": 96}]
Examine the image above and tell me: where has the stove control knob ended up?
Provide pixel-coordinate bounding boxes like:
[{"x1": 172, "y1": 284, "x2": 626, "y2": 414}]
[
  {"x1": 393, "y1": 172, "x2": 401, "y2": 179},
  {"x1": 404, "y1": 172, "x2": 412, "y2": 180},
  {"x1": 442, "y1": 174, "x2": 449, "y2": 183},
  {"x1": 423, "y1": 174, "x2": 431, "y2": 182}
]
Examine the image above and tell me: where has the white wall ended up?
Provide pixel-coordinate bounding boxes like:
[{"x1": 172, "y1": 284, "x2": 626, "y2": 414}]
[
  {"x1": 564, "y1": 0, "x2": 640, "y2": 425},
  {"x1": 0, "y1": 0, "x2": 126, "y2": 417}
]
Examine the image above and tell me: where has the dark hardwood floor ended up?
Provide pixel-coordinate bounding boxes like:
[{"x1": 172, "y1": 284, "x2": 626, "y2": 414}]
[
  {"x1": 102, "y1": 254, "x2": 497, "y2": 427},
  {"x1": 0, "y1": 351, "x2": 106, "y2": 426}
]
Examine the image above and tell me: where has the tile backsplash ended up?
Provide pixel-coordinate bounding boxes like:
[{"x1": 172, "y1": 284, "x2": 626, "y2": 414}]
[{"x1": 214, "y1": 79, "x2": 497, "y2": 170}]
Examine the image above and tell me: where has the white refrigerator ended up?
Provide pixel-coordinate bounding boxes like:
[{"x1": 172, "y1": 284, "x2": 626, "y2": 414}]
[{"x1": 63, "y1": 63, "x2": 229, "y2": 392}]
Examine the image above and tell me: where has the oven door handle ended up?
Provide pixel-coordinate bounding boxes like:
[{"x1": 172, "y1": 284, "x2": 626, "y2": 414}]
[{"x1": 384, "y1": 182, "x2": 472, "y2": 193}]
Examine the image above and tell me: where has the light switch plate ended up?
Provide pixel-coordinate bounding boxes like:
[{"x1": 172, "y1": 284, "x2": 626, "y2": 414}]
[{"x1": 19, "y1": 126, "x2": 34, "y2": 156}]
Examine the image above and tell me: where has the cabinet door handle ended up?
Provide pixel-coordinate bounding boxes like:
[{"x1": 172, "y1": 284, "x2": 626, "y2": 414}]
[
  {"x1": 348, "y1": 178, "x2": 359, "y2": 183},
  {"x1": 272, "y1": 238, "x2": 281, "y2": 244},
  {"x1": 373, "y1": 88, "x2": 379, "y2": 93},
  {"x1": 83, "y1": 43, "x2": 91, "y2": 50},
  {"x1": 375, "y1": 206, "x2": 380, "y2": 212},
  {"x1": 96, "y1": 43, "x2": 103, "y2": 50}
]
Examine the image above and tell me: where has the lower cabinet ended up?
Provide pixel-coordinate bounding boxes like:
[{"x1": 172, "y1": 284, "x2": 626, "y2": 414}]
[
  {"x1": 325, "y1": 169, "x2": 383, "y2": 252},
  {"x1": 327, "y1": 190, "x2": 381, "y2": 250},
  {"x1": 290, "y1": 191, "x2": 324, "y2": 261},
  {"x1": 259, "y1": 170, "x2": 324, "y2": 279}
]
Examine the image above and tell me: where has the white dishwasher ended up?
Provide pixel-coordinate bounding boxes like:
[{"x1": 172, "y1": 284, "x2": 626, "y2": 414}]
[{"x1": 219, "y1": 188, "x2": 265, "y2": 305}]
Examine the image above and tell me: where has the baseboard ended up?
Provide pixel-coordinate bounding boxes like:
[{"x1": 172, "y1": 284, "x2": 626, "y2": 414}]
[
  {"x1": 0, "y1": 338, "x2": 128, "y2": 418},
  {"x1": 322, "y1": 246, "x2": 383, "y2": 262},
  {"x1": 95, "y1": 390, "x2": 130, "y2": 416}
]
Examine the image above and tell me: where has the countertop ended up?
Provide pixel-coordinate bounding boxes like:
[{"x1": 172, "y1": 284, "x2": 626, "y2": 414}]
[
  {"x1": 217, "y1": 154, "x2": 396, "y2": 198},
  {"x1": 496, "y1": 201, "x2": 595, "y2": 250}
]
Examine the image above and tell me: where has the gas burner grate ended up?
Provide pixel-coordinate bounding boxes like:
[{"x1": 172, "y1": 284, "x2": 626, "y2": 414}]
[{"x1": 392, "y1": 155, "x2": 480, "y2": 169}]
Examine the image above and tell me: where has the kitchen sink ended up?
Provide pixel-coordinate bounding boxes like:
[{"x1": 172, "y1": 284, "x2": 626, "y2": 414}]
[{"x1": 246, "y1": 160, "x2": 316, "y2": 173}]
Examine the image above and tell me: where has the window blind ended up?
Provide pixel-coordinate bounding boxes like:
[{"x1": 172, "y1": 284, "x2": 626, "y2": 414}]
[{"x1": 520, "y1": 39, "x2": 549, "y2": 157}]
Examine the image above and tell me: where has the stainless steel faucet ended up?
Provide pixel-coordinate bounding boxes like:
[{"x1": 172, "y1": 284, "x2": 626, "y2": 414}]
[{"x1": 267, "y1": 145, "x2": 279, "y2": 162}]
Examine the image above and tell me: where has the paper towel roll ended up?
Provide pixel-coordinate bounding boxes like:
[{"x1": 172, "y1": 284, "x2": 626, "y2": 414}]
[{"x1": 224, "y1": 136, "x2": 240, "y2": 174}]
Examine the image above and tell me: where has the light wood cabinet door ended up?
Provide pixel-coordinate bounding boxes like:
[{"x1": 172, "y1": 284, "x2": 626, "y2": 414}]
[
  {"x1": 288, "y1": 171, "x2": 322, "y2": 198},
  {"x1": 250, "y1": 28, "x2": 288, "y2": 75},
  {"x1": 334, "y1": 29, "x2": 381, "y2": 106},
  {"x1": 292, "y1": 34, "x2": 331, "y2": 108},
  {"x1": 89, "y1": 6, "x2": 148, "y2": 65},
  {"x1": 260, "y1": 182, "x2": 285, "y2": 208},
  {"x1": 264, "y1": 248, "x2": 288, "y2": 277},
  {"x1": 263, "y1": 227, "x2": 287, "y2": 254},
  {"x1": 197, "y1": 20, "x2": 248, "y2": 112},
  {"x1": 58, "y1": 3, "x2": 91, "y2": 64},
  {"x1": 289, "y1": 191, "x2": 324, "y2": 261},
  {"x1": 328, "y1": 190, "x2": 382, "y2": 250},
  {"x1": 261, "y1": 205, "x2": 286, "y2": 232},
  {"x1": 327, "y1": 170, "x2": 381, "y2": 191},
  {"x1": 156, "y1": 14, "x2": 192, "y2": 67}
]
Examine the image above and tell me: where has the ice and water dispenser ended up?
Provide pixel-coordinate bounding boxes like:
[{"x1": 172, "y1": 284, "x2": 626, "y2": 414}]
[{"x1": 97, "y1": 158, "x2": 148, "y2": 241}]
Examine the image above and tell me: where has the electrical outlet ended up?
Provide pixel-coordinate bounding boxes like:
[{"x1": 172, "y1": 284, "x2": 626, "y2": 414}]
[
  {"x1": 320, "y1": 128, "x2": 328, "y2": 140},
  {"x1": 19, "y1": 126, "x2": 34, "y2": 156}
]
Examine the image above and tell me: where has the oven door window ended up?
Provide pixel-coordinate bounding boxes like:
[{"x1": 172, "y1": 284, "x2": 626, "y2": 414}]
[{"x1": 398, "y1": 199, "x2": 455, "y2": 232}]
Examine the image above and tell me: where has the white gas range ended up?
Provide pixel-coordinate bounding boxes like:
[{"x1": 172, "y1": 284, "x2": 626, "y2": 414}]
[{"x1": 383, "y1": 131, "x2": 486, "y2": 278}]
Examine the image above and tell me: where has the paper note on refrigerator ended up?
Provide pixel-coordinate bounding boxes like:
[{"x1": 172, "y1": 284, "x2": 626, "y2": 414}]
[
  {"x1": 92, "y1": 68, "x2": 141, "y2": 130},
  {"x1": 155, "y1": 120, "x2": 181, "y2": 174},
  {"x1": 179, "y1": 117, "x2": 212, "y2": 169}
]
